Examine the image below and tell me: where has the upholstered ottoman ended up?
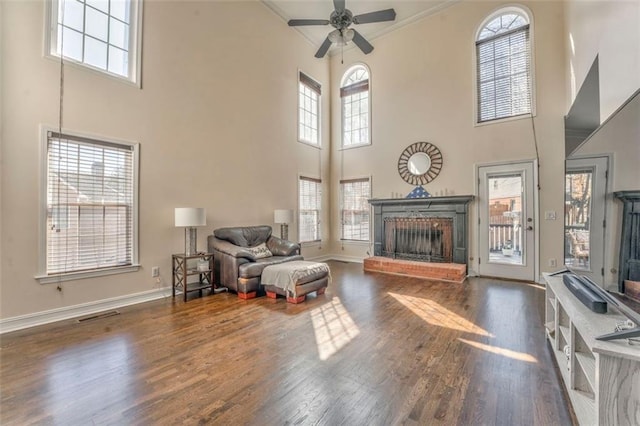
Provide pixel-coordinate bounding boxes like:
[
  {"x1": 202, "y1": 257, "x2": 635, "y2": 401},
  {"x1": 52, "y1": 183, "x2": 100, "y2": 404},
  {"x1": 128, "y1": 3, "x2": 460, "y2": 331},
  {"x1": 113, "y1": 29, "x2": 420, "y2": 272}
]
[{"x1": 261, "y1": 261, "x2": 330, "y2": 304}]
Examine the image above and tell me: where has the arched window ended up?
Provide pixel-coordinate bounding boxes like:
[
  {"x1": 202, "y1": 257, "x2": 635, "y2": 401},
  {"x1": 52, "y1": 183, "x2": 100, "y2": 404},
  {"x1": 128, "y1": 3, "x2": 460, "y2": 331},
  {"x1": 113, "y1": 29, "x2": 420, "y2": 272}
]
[
  {"x1": 476, "y1": 7, "x2": 533, "y2": 123},
  {"x1": 341, "y1": 65, "x2": 370, "y2": 147}
]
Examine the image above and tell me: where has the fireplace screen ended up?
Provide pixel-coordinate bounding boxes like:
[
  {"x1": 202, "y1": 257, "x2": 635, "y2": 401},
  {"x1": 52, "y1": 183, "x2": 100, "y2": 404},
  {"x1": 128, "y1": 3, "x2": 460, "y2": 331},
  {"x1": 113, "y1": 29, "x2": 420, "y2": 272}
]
[{"x1": 383, "y1": 217, "x2": 453, "y2": 262}]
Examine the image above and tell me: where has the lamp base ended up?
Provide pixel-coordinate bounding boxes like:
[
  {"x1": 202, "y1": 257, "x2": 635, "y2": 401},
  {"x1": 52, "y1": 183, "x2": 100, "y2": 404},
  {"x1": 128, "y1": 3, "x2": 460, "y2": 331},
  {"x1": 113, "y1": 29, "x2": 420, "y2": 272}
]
[
  {"x1": 280, "y1": 224, "x2": 289, "y2": 241},
  {"x1": 185, "y1": 227, "x2": 197, "y2": 256}
]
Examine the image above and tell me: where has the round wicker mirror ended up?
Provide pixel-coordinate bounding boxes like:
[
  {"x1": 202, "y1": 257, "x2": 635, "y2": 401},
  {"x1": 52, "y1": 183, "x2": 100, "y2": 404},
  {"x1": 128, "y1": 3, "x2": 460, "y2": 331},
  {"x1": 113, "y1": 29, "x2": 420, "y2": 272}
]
[{"x1": 398, "y1": 142, "x2": 443, "y2": 185}]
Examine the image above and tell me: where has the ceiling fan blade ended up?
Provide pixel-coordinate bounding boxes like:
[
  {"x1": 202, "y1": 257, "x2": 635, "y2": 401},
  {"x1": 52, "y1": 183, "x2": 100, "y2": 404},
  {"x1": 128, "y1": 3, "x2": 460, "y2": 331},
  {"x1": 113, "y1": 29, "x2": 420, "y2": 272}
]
[
  {"x1": 315, "y1": 37, "x2": 333, "y2": 58},
  {"x1": 333, "y1": 0, "x2": 345, "y2": 11},
  {"x1": 353, "y1": 8, "x2": 396, "y2": 24},
  {"x1": 352, "y1": 30, "x2": 374, "y2": 54},
  {"x1": 288, "y1": 19, "x2": 330, "y2": 27}
]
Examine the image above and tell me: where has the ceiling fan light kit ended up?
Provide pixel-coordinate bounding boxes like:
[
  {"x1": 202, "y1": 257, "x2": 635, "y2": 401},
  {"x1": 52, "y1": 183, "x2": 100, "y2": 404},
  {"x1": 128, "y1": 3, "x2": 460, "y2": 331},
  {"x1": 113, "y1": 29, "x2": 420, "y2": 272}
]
[{"x1": 287, "y1": 0, "x2": 396, "y2": 58}]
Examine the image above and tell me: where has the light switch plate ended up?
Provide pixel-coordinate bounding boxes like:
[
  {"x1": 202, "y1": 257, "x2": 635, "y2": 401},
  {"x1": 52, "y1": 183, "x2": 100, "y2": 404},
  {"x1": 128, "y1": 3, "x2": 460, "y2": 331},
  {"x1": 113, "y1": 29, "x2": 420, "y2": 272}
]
[{"x1": 545, "y1": 211, "x2": 556, "y2": 220}]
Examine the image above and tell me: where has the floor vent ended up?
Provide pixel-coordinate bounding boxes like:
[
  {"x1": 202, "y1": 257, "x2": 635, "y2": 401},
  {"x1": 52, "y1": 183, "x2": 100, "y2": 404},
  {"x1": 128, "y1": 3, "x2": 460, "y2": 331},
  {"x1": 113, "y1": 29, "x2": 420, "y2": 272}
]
[{"x1": 76, "y1": 310, "x2": 120, "y2": 323}]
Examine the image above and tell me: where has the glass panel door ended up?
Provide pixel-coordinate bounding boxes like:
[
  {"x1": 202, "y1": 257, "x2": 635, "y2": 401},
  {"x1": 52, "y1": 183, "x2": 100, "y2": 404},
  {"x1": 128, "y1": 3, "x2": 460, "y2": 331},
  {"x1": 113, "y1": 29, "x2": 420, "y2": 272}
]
[
  {"x1": 488, "y1": 173, "x2": 524, "y2": 265},
  {"x1": 564, "y1": 169, "x2": 592, "y2": 270}
]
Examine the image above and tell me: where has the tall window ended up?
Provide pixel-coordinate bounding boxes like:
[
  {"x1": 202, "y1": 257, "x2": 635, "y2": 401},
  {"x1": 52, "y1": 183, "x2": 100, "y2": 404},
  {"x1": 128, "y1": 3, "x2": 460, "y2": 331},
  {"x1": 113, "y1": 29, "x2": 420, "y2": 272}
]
[
  {"x1": 39, "y1": 130, "x2": 139, "y2": 282},
  {"x1": 299, "y1": 177, "x2": 322, "y2": 243},
  {"x1": 298, "y1": 72, "x2": 321, "y2": 146},
  {"x1": 340, "y1": 178, "x2": 371, "y2": 241},
  {"x1": 476, "y1": 8, "x2": 532, "y2": 123},
  {"x1": 48, "y1": 0, "x2": 142, "y2": 84},
  {"x1": 341, "y1": 65, "x2": 370, "y2": 147}
]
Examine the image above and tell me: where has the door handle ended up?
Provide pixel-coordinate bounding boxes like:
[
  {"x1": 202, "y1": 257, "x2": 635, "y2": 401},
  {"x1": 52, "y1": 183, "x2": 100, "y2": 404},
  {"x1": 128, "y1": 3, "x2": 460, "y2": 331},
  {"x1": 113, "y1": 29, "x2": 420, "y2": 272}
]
[{"x1": 527, "y1": 226, "x2": 533, "y2": 231}]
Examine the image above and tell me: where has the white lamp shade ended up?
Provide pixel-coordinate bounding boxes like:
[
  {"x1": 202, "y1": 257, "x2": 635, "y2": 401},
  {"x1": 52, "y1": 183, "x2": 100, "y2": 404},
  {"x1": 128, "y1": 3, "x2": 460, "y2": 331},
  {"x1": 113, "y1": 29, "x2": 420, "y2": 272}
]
[
  {"x1": 175, "y1": 208, "x2": 206, "y2": 227},
  {"x1": 274, "y1": 209, "x2": 294, "y2": 224}
]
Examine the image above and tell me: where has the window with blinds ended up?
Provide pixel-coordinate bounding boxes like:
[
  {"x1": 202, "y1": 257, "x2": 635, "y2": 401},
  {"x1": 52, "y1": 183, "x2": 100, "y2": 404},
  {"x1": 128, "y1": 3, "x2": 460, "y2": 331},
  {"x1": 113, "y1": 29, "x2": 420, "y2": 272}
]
[
  {"x1": 340, "y1": 178, "x2": 371, "y2": 241},
  {"x1": 47, "y1": 0, "x2": 142, "y2": 84},
  {"x1": 298, "y1": 72, "x2": 321, "y2": 146},
  {"x1": 476, "y1": 10, "x2": 532, "y2": 123},
  {"x1": 341, "y1": 65, "x2": 370, "y2": 147},
  {"x1": 44, "y1": 131, "x2": 138, "y2": 276},
  {"x1": 299, "y1": 176, "x2": 322, "y2": 243}
]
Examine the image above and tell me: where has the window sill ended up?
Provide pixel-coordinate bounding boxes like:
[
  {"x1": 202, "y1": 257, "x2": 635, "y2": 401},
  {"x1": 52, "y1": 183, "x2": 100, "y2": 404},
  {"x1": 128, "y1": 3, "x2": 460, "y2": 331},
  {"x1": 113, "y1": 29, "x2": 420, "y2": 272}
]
[
  {"x1": 474, "y1": 112, "x2": 535, "y2": 127},
  {"x1": 36, "y1": 264, "x2": 141, "y2": 284},
  {"x1": 44, "y1": 53, "x2": 140, "y2": 88},
  {"x1": 301, "y1": 240, "x2": 322, "y2": 247},
  {"x1": 340, "y1": 142, "x2": 371, "y2": 150},
  {"x1": 298, "y1": 139, "x2": 322, "y2": 149},
  {"x1": 340, "y1": 239, "x2": 370, "y2": 245}
]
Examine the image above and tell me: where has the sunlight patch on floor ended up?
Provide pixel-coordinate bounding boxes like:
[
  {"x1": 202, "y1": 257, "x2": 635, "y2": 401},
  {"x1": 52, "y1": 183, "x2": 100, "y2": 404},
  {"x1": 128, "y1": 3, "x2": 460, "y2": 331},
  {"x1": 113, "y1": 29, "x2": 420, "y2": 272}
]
[
  {"x1": 458, "y1": 338, "x2": 538, "y2": 363},
  {"x1": 310, "y1": 297, "x2": 360, "y2": 361},
  {"x1": 388, "y1": 292, "x2": 494, "y2": 337}
]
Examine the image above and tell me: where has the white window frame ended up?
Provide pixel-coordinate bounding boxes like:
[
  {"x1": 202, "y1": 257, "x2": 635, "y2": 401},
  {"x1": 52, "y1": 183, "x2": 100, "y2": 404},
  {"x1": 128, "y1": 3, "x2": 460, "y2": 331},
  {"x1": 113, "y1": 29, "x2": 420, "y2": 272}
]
[
  {"x1": 298, "y1": 71, "x2": 321, "y2": 147},
  {"x1": 298, "y1": 175, "x2": 322, "y2": 244},
  {"x1": 340, "y1": 64, "x2": 371, "y2": 149},
  {"x1": 36, "y1": 126, "x2": 140, "y2": 284},
  {"x1": 473, "y1": 5, "x2": 536, "y2": 126},
  {"x1": 45, "y1": 0, "x2": 143, "y2": 86},
  {"x1": 339, "y1": 176, "x2": 371, "y2": 242}
]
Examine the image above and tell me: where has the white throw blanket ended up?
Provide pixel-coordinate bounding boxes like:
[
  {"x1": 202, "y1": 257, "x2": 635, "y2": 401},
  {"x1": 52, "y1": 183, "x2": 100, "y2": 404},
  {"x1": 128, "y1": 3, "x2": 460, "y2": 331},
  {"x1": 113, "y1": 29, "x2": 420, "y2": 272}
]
[{"x1": 261, "y1": 261, "x2": 330, "y2": 297}]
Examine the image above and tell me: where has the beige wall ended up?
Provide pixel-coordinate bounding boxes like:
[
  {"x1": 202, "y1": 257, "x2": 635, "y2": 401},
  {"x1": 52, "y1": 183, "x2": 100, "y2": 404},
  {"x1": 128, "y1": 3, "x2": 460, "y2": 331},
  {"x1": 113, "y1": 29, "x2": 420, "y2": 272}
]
[
  {"x1": 329, "y1": 1, "x2": 567, "y2": 275},
  {"x1": 564, "y1": 0, "x2": 640, "y2": 121},
  {"x1": 0, "y1": 1, "x2": 330, "y2": 319}
]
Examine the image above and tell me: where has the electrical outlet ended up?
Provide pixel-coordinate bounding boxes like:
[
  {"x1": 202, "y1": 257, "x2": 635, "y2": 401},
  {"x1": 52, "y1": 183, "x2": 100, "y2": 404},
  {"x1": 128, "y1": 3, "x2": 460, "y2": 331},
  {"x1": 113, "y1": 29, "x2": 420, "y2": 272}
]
[
  {"x1": 151, "y1": 266, "x2": 159, "y2": 277},
  {"x1": 544, "y1": 211, "x2": 556, "y2": 220},
  {"x1": 548, "y1": 258, "x2": 557, "y2": 267}
]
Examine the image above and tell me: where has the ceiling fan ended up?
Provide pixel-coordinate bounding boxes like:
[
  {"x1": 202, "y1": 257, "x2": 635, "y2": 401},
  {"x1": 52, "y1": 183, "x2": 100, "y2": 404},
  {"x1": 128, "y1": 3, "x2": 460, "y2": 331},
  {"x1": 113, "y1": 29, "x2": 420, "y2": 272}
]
[{"x1": 288, "y1": 0, "x2": 396, "y2": 58}]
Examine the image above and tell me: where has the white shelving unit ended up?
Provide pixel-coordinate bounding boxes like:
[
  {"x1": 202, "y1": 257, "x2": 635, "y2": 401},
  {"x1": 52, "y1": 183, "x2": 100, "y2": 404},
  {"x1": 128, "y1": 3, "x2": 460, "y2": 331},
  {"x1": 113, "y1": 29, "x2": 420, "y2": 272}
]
[{"x1": 544, "y1": 273, "x2": 640, "y2": 425}]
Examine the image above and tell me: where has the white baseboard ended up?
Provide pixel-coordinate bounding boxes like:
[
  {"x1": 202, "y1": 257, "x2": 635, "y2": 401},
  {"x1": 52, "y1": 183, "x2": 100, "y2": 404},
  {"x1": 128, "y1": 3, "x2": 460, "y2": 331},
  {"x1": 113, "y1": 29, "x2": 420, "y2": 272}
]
[
  {"x1": 306, "y1": 254, "x2": 365, "y2": 264},
  {"x1": 325, "y1": 254, "x2": 365, "y2": 264},
  {"x1": 0, "y1": 287, "x2": 171, "y2": 334}
]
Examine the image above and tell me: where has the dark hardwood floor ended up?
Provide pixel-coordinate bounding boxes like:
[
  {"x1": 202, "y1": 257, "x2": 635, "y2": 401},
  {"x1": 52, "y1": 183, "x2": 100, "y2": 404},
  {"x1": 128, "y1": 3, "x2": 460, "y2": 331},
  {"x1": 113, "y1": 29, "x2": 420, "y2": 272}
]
[{"x1": 0, "y1": 261, "x2": 573, "y2": 425}]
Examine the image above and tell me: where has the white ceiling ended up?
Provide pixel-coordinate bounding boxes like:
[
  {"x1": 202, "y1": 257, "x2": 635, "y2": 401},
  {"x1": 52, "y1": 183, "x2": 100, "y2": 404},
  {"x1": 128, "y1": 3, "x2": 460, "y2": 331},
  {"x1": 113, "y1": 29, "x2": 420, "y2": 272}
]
[{"x1": 262, "y1": 0, "x2": 460, "y2": 56}]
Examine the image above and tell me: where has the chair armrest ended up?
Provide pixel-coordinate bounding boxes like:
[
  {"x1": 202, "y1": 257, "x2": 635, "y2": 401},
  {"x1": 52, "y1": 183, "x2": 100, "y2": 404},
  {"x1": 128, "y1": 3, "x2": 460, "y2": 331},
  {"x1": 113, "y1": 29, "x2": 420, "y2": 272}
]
[
  {"x1": 210, "y1": 238, "x2": 256, "y2": 260},
  {"x1": 267, "y1": 236, "x2": 300, "y2": 256}
]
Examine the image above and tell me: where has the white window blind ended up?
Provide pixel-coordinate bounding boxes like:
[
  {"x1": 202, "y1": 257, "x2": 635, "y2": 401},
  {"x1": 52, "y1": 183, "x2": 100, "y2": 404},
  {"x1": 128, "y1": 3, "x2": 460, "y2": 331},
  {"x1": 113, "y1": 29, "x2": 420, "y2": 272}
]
[
  {"x1": 48, "y1": 0, "x2": 141, "y2": 83},
  {"x1": 299, "y1": 177, "x2": 322, "y2": 243},
  {"x1": 476, "y1": 13, "x2": 531, "y2": 123},
  {"x1": 341, "y1": 66, "x2": 370, "y2": 147},
  {"x1": 340, "y1": 178, "x2": 371, "y2": 241},
  {"x1": 46, "y1": 131, "x2": 136, "y2": 275},
  {"x1": 298, "y1": 72, "x2": 321, "y2": 145}
]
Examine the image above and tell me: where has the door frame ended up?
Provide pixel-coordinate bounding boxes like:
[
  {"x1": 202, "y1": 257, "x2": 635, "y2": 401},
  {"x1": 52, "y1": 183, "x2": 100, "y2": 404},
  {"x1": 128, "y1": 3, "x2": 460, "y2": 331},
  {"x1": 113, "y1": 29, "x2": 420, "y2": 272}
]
[
  {"x1": 564, "y1": 154, "x2": 611, "y2": 285},
  {"x1": 475, "y1": 159, "x2": 539, "y2": 282}
]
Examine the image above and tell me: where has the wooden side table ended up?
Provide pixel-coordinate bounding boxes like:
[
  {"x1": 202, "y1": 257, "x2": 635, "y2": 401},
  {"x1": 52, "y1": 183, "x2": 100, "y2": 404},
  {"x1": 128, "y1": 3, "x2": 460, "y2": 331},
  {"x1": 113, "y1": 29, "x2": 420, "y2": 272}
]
[{"x1": 172, "y1": 253, "x2": 214, "y2": 302}]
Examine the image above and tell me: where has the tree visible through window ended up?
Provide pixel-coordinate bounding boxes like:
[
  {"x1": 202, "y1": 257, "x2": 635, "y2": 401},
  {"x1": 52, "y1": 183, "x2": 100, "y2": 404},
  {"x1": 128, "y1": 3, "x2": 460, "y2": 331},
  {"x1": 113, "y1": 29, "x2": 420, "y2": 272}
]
[
  {"x1": 341, "y1": 65, "x2": 370, "y2": 147},
  {"x1": 340, "y1": 178, "x2": 371, "y2": 241},
  {"x1": 299, "y1": 177, "x2": 322, "y2": 243},
  {"x1": 48, "y1": 0, "x2": 142, "y2": 83},
  {"x1": 44, "y1": 131, "x2": 138, "y2": 276},
  {"x1": 476, "y1": 8, "x2": 532, "y2": 123}
]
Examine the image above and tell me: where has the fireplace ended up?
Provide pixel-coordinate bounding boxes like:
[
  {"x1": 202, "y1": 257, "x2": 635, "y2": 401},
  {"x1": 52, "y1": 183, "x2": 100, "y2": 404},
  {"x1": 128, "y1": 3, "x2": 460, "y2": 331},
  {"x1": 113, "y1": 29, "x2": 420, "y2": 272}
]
[
  {"x1": 615, "y1": 191, "x2": 640, "y2": 298},
  {"x1": 383, "y1": 217, "x2": 454, "y2": 262},
  {"x1": 369, "y1": 196, "x2": 474, "y2": 267}
]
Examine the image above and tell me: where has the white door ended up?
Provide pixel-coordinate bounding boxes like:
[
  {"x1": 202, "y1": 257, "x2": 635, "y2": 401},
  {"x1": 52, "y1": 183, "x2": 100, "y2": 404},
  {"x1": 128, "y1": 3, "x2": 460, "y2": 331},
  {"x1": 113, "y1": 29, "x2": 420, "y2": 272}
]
[
  {"x1": 564, "y1": 156, "x2": 608, "y2": 284},
  {"x1": 478, "y1": 162, "x2": 535, "y2": 281}
]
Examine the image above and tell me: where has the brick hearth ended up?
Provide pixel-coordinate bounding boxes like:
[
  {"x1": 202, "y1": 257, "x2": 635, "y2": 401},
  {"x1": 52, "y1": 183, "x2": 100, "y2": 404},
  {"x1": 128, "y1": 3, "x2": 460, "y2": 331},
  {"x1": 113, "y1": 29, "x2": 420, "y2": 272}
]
[{"x1": 363, "y1": 256, "x2": 467, "y2": 283}]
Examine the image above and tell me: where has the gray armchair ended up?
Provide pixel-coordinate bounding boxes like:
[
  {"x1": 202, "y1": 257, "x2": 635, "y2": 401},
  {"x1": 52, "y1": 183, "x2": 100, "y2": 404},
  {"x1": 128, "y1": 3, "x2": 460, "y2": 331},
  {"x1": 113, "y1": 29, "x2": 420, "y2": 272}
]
[{"x1": 208, "y1": 226, "x2": 302, "y2": 299}]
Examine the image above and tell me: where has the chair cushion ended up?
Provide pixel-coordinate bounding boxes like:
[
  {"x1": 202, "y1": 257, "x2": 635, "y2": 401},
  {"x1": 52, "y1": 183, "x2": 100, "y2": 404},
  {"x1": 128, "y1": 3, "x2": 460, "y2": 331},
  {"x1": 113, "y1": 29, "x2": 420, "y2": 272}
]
[
  {"x1": 238, "y1": 255, "x2": 304, "y2": 278},
  {"x1": 246, "y1": 243, "x2": 272, "y2": 259},
  {"x1": 214, "y1": 226, "x2": 272, "y2": 248}
]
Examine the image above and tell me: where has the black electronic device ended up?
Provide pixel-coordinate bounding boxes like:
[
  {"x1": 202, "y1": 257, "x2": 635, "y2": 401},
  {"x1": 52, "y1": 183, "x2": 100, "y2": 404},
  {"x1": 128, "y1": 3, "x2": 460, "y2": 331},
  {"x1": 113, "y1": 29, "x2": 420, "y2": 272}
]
[{"x1": 563, "y1": 274, "x2": 608, "y2": 314}]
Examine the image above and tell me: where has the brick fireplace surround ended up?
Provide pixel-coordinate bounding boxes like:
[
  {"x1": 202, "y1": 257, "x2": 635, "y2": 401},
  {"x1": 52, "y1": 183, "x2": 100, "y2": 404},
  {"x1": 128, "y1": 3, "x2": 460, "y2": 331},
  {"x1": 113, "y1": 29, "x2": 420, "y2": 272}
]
[{"x1": 366, "y1": 195, "x2": 474, "y2": 282}]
